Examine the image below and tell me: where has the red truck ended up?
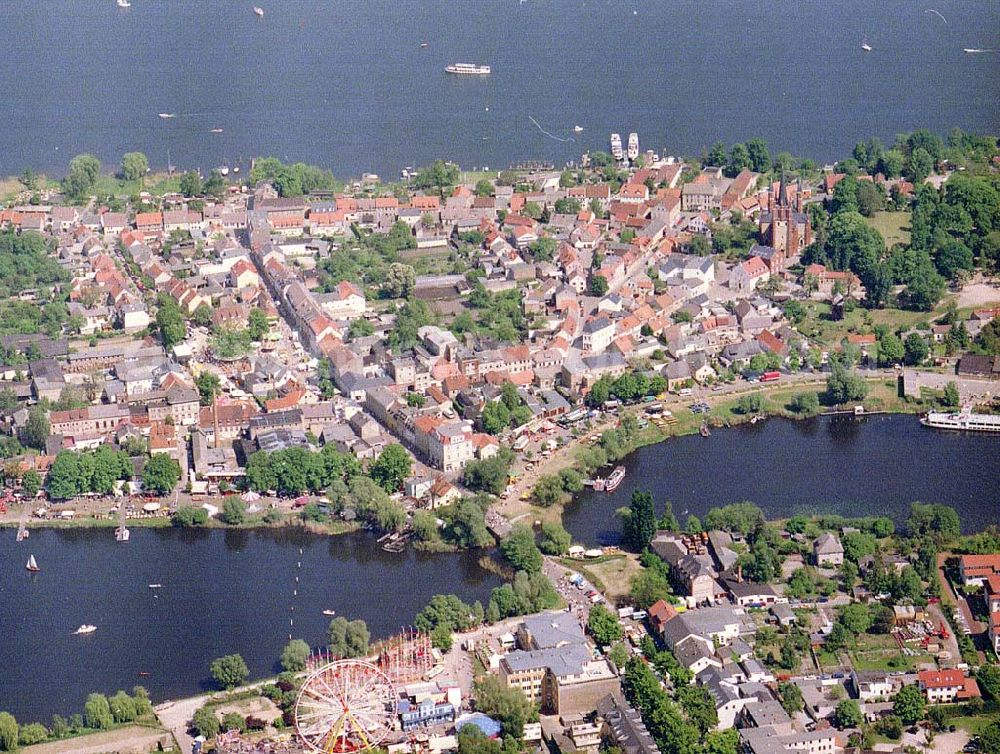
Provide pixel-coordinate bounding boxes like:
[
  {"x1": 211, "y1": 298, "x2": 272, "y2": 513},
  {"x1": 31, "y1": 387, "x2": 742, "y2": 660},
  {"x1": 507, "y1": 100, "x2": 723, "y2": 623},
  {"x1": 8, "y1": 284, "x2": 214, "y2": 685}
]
[{"x1": 761, "y1": 371, "x2": 781, "y2": 382}]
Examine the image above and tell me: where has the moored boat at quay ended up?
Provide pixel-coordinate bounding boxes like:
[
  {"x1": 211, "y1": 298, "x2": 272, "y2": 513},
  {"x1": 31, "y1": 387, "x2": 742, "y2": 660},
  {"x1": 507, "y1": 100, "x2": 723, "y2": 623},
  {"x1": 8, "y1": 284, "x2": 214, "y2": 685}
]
[{"x1": 920, "y1": 409, "x2": 1000, "y2": 433}]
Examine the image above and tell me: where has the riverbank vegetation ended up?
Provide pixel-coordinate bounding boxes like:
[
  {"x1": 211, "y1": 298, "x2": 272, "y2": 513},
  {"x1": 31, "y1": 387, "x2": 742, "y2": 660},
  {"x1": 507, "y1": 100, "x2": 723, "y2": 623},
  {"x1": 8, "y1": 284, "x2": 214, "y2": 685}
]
[{"x1": 0, "y1": 687, "x2": 158, "y2": 752}]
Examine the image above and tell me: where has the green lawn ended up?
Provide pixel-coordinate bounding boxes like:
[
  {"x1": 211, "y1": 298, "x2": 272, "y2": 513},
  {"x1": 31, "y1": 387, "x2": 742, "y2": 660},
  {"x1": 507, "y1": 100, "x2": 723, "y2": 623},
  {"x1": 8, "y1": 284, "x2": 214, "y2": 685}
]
[
  {"x1": 866, "y1": 211, "x2": 911, "y2": 247},
  {"x1": 848, "y1": 633, "x2": 932, "y2": 672}
]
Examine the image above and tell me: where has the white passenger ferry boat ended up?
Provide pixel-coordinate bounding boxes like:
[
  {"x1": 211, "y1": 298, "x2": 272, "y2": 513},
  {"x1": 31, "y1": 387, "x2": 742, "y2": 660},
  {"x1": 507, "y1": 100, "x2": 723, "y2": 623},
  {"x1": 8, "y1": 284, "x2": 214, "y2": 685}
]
[{"x1": 920, "y1": 409, "x2": 1000, "y2": 433}]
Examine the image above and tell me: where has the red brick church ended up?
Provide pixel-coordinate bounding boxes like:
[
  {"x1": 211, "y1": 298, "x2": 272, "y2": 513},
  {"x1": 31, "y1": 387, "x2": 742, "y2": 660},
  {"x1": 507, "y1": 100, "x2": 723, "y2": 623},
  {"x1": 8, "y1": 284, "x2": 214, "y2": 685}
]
[{"x1": 756, "y1": 174, "x2": 812, "y2": 271}]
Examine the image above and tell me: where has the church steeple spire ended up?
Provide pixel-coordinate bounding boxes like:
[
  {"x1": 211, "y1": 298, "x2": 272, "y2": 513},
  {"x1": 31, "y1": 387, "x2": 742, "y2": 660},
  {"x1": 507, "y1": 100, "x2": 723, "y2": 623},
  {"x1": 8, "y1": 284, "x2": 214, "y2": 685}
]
[{"x1": 778, "y1": 169, "x2": 789, "y2": 207}]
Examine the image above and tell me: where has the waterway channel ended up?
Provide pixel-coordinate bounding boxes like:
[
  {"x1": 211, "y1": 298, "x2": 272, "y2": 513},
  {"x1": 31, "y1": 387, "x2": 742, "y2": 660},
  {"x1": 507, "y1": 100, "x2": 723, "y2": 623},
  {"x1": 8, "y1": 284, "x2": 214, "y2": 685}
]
[
  {"x1": 0, "y1": 527, "x2": 499, "y2": 721},
  {"x1": 563, "y1": 414, "x2": 1000, "y2": 546}
]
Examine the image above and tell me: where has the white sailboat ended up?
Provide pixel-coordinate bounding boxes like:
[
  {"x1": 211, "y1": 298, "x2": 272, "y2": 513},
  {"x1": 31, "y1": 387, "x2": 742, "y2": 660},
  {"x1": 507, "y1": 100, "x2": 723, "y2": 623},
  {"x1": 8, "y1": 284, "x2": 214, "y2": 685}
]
[
  {"x1": 26, "y1": 554, "x2": 39, "y2": 572},
  {"x1": 861, "y1": 35, "x2": 873, "y2": 52},
  {"x1": 253, "y1": 6, "x2": 265, "y2": 17},
  {"x1": 74, "y1": 624, "x2": 97, "y2": 635},
  {"x1": 116, "y1": 0, "x2": 131, "y2": 8}
]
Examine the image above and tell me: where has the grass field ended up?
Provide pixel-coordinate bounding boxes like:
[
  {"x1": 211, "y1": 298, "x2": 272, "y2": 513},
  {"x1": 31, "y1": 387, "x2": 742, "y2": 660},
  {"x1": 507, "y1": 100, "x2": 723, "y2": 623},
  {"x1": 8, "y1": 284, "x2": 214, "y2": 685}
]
[
  {"x1": 866, "y1": 211, "x2": 911, "y2": 247},
  {"x1": 796, "y1": 296, "x2": 956, "y2": 347},
  {"x1": 849, "y1": 632, "x2": 933, "y2": 672}
]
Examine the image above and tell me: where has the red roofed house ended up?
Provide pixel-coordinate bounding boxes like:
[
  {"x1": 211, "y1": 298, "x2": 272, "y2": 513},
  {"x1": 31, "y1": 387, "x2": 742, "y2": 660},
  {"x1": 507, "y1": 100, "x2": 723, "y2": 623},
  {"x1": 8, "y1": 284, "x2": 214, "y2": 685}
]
[
  {"x1": 648, "y1": 599, "x2": 678, "y2": 635},
  {"x1": 989, "y1": 611, "x2": 1000, "y2": 655},
  {"x1": 319, "y1": 280, "x2": 366, "y2": 319},
  {"x1": 959, "y1": 553, "x2": 1000, "y2": 586},
  {"x1": 731, "y1": 256, "x2": 771, "y2": 294},
  {"x1": 135, "y1": 212, "x2": 163, "y2": 233},
  {"x1": 917, "y1": 670, "x2": 981, "y2": 704}
]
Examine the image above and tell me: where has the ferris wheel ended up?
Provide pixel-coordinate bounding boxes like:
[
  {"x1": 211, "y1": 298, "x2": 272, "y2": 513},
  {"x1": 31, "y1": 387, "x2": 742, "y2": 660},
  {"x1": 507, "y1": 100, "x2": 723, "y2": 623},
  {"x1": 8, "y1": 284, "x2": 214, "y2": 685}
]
[{"x1": 294, "y1": 659, "x2": 397, "y2": 753}]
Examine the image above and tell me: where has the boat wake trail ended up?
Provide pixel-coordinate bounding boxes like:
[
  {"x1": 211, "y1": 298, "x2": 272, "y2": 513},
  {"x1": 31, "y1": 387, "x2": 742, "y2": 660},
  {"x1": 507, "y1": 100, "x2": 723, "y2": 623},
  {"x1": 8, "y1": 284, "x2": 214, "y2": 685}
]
[
  {"x1": 924, "y1": 8, "x2": 948, "y2": 24},
  {"x1": 528, "y1": 116, "x2": 575, "y2": 143}
]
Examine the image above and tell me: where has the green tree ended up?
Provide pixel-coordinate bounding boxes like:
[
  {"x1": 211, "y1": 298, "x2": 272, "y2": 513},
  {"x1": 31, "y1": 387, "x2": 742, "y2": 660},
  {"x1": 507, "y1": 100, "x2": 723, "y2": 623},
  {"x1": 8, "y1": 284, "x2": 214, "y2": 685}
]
[
  {"x1": 20, "y1": 469, "x2": 40, "y2": 497},
  {"x1": 192, "y1": 706, "x2": 220, "y2": 738},
  {"x1": 979, "y1": 720, "x2": 1000, "y2": 754},
  {"x1": 500, "y1": 525, "x2": 543, "y2": 574},
  {"x1": 142, "y1": 454, "x2": 180, "y2": 495},
  {"x1": 630, "y1": 568, "x2": 673, "y2": 609},
  {"x1": 179, "y1": 171, "x2": 203, "y2": 197},
  {"x1": 474, "y1": 179, "x2": 494, "y2": 197},
  {"x1": 941, "y1": 381, "x2": 960, "y2": 408},
  {"x1": 64, "y1": 154, "x2": 101, "y2": 200},
  {"x1": 172, "y1": 505, "x2": 209, "y2": 527},
  {"x1": 84, "y1": 692, "x2": 113, "y2": 729},
  {"x1": 119, "y1": 152, "x2": 149, "y2": 182},
  {"x1": 248, "y1": 308, "x2": 270, "y2": 341},
  {"x1": 834, "y1": 699, "x2": 863, "y2": 729},
  {"x1": 108, "y1": 690, "x2": 137, "y2": 723},
  {"x1": 906, "y1": 147, "x2": 933, "y2": 183},
  {"x1": 21, "y1": 406, "x2": 49, "y2": 451},
  {"x1": 725, "y1": 143, "x2": 752, "y2": 177},
  {"x1": 893, "y1": 683, "x2": 925, "y2": 725},
  {"x1": 369, "y1": 444, "x2": 411, "y2": 492},
  {"x1": 210, "y1": 653, "x2": 249, "y2": 690},
  {"x1": 587, "y1": 604, "x2": 623, "y2": 646},
  {"x1": 621, "y1": 490, "x2": 657, "y2": 551},
  {"x1": 826, "y1": 365, "x2": 868, "y2": 403},
  {"x1": 327, "y1": 617, "x2": 370, "y2": 658},
  {"x1": 778, "y1": 682, "x2": 804, "y2": 715},
  {"x1": 155, "y1": 298, "x2": 186, "y2": 348},
  {"x1": 472, "y1": 676, "x2": 534, "y2": 739},
  {"x1": 458, "y1": 725, "x2": 501, "y2": 754},
  {"x1": 538, "y1": 521, "x2": 571, "y2": 555},
  {"x1": 589, "y1": 274, "x2": 609, "y2": 296},
  {"x1": 195, "y1": 371, "x2": 221, "y2": 405},
  {"x1": 0, "y1": 713, "x2": 17, "y2": 752},
  {"x1": 707, "y1": 141, "x2": 727, "y2": 167},
  {"x1": 280, "y1": 638, "x2": 311, "y2": 672},
  {"x1": 18, "y1": 722, "x2": 47, "y2": 746},
  {"x1": 855, "y1": 181, "x2": 885, "y2": 217},
  {"x1": 745, "y1": 138, "x2": 770, "y2": 173},
  {"x1": 220, "y1": 496, "x2": 246, "y2": 525},
  {"x1": 384, "y1": 263, "x2": 416, "y2": 298},
  {"x1": 462, "y1": 453, "x2": 512, "y2": 496},
  {"x1": 903, "y1": 333, "x2": 929, "y2": 365},
  {"x1": 789, "y1": 391, "x2": 820, "y2": 414}
]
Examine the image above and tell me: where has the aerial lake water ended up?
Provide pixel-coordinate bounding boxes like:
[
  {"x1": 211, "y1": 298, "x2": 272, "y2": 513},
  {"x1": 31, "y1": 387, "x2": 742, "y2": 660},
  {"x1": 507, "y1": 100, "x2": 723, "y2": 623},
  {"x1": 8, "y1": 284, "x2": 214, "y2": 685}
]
[
  {"x1": 1, "y1": 0, "x2": 998, "y2": 178},
  {"x1": 564, "y1": 414, "x2": 1000, "y2": 545},
  {"x1": 0, "y1": 528, "x2": 499, "y2": 721}
]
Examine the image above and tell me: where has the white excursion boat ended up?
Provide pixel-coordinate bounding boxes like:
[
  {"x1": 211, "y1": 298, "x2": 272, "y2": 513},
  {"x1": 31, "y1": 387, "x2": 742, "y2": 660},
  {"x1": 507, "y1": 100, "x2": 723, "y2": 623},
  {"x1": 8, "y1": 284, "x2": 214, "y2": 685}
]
[
  {"x1": 920, "y1": 409, "x2": 1000, "y2": 433},
  {"x1": 445, "y1": 63, "x2": 491, "y2": 75},
  {"x1": 610, "y1": 133, "x2": 623, "y2": 161},
  {"x1": 627, "y1": 131, "x2": 639, "y2": 161},
  {"x1": 26, "y1": 554, "x2": 40, "y2": 572},
  {"x1": 74, "y1": 624, "x2": 97, "y2": 635}
]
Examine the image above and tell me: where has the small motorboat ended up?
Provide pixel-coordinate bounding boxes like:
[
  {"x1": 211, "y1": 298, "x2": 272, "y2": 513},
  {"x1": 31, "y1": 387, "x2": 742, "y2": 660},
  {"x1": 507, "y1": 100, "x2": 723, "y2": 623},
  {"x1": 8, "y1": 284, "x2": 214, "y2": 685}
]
[
  {"x1": 861, "y1": 36, "x2": 872, "y2": 52},
  {"x1": 253, "y1": 6, "x2": 264, "y2": 17},
  {"x1": 148, "y1": 583, "x2": 162, "y2": 589},
  {"x1": 74, "y1": 624, "x2": 97, "y2": 635},
  {"x1": 322, "y1": 609, "x2": 336, "y2": 617},
  {"x1": 137, "y1": 671, "x2": 151, "y2": 677},
  {"x1": 115, "y1": 526, "x2": 130, "y2": 542},
  {"x1": 117, "y1": 0, "x2": 131, "y2": 8},
  {"x1": 573, "y1": 125, "x2": 584, "y2": 132},
  {"x1": 210, "y1": 127, "x2": 224, "y2": 133},
  {"x1": 158, "y1": 113, "x2": 175, "y2": 119},
  {"x1": 26, "y1": 554, "x2": 40, "y2": 572},
  {"x1": 420, "y1": 42, "x2": 429, "y2": 49}
]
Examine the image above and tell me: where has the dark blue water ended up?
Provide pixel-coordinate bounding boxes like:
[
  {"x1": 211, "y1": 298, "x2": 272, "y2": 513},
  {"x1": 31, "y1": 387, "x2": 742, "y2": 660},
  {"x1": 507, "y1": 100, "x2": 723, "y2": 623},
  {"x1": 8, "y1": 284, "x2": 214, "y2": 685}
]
[
  {"x1": 1, "y1": 0, "x2": 997, "y2": 178},
  {"x1": 0, "y1": 528, "x2": 498, "y2": 721},
  {"x1": 564, "y1": 414, "x2": 1000, "y2": 546}
]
